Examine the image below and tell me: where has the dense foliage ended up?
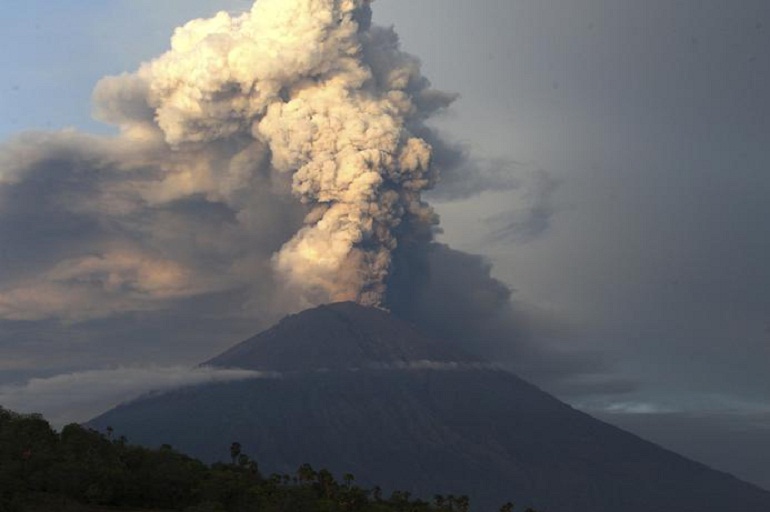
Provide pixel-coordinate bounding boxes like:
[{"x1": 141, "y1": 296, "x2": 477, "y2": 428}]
[{"x1": 0, "y1": 407, "x2": 536, "y2": 512}]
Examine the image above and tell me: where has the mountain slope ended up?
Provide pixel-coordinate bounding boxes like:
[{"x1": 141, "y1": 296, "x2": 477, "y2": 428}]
[
  {"x1": 89, "y1": 303, "x2": 770, "y2": 512},
  {"x1": 204, "y1": 301, "x2": 480, "y2": 371}
]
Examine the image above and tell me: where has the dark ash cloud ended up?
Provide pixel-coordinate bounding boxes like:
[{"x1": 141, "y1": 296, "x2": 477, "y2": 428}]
[
  {"x1": 387, "y1": 242, "x2": 612, "y2": 391},
  {"x1": 484, "y1": 169, "x2": 559, "y2": 244}
]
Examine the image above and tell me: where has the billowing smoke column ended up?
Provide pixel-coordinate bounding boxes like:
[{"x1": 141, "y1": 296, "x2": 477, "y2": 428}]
[
  {"x1": 0, "y1": 0, "x2": 570, "y2": 389},
  {"x1": 98, "y1": 0, "x2": 453, "y2": 308}
]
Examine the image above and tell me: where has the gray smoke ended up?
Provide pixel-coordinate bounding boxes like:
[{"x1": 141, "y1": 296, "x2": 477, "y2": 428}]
[
  {"x1": 0, "y1": 0, "x2": 458, "y2": 316},
  {"x1": 0, "y1": 0, "x2": 570, "y2": 387}
]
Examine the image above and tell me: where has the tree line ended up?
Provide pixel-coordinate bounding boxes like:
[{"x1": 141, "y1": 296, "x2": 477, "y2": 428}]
[{"x1": 0, "y1": 407, "x2": 539, "y2": 512}]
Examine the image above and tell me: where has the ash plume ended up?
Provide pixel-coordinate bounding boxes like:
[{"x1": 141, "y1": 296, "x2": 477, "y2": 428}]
[
  {"x1": 0, "y1": 0, "x2": 565, "y2": 384},
  {"x1": 0, "y1": 0, "x2": 461, "y2": 316},
  {"x1": 92, "y1": 0, "x2": 452, "y2": 308}
]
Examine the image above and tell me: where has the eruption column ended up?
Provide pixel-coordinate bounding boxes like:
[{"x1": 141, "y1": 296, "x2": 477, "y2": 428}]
[{"x1": 96, "y1": 0, "x2": 454, "y2": 308}]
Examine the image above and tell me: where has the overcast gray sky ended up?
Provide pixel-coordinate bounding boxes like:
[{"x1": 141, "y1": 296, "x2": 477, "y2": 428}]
[{"x1": 1, "y1": 0, "x2": 769, "y2": 490}]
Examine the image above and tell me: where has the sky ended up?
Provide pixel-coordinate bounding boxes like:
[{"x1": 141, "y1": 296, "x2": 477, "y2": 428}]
[{"x1": 1, "y1": 0, "x2": 770, "y2": 491}]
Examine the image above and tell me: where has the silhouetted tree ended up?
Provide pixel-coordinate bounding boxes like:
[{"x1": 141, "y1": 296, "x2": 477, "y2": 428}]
[
  {"x1": 500, "y1": 501, "x2": 515, "y2": 512},
  {"x1": 229, "y1": 442, "x2": 241, "y2": 465},
  {"x1": 0, "y1": 407, "x2": 541, "y2": 512},
  {"x1": 297, "y1": 463, "x2": 317, "y2": 484}
]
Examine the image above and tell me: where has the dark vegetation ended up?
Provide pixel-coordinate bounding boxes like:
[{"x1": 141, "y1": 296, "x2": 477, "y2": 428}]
[{"x1": 0, "y1": 407, "x2": 535, "y2": 512}]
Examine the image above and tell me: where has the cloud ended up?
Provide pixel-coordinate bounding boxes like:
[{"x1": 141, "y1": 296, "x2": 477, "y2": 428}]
[
  {"x1": 88, "y1": 0, "x2": 459, "y2": 308},
  {"x1": 484, "y1": 169, "x2": 559, "y2": 244},
  {"x1": 0, "y1": 0, "x2": 479, "y2": 321},
  {"x1": 588, "y1": 404, "x2": 770, "y2": 491},
  {"x1": 598, "y1": 401, "x2": 677, "y2": 415},
  {"x1": 0, "y1": 126, "x2": 302, "y2": 321},
  {"x1": 386, "y1": 242, "x2": 614, "y2": 391},
  {"x1": 581, "y1": 393, "x2": 770, "y2": 418},
  {"x1": 0, "y1": 0, "x2": 591, "y2": 397},
  {"x1": 0, "y1": 366, "x2": 275, "y2": 428},
  {"x1": 364, "y1": 360, "x2": 499, "y2": 371},
  {"x1": 0, "y1": 250, "x2": 227, "y2": 321},
  {"x1": 417, "y1": 131, "x2": 522, "y2": 201}
]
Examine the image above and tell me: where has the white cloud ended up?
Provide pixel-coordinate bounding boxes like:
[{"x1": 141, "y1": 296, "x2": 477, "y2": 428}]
[
  {"x1": 0, "y1": 366, "x2": 276, "y2": 427},
  {"x1": 364, "y1": 360, "x2": 498, "y2": 371},
  {"x1": 600, "y1": 401, "x2": 677, "y2": 415},
  {"x1": 577, "y1": 393, "x2": 770, "y2": 418}
]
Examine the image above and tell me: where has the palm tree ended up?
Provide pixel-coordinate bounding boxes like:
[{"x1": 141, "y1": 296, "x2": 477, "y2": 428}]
[
  {"x1": 317, "y1": 469, "x2": 336, "y2": 498},
  {"x1": 297, "y1": 463, "x2": 316, "y2": 484},
  {"x1": 229, "y1": 442, "x2": 241, "y2": 465}
]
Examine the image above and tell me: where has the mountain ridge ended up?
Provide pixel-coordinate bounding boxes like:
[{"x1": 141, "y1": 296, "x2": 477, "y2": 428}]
[{"x1": 89, "y1": 302, "x2": 770, "y2": 512}]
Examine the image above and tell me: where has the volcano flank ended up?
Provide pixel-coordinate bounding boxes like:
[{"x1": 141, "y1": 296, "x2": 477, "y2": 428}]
[
  {"x1": 204, "y1": 302, "x2": 482, "y2": 372},
  {"x1": 89, "y1": 303, "x2": 770, "y2": 511}
]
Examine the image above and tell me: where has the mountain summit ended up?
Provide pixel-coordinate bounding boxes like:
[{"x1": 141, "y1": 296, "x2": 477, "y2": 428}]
[
  {"x1": 90, "y1": 303, "x2": 770, "y2": 511},
  {"x1": 204, "y1": 302, "x2": 479, "y2": 372}
]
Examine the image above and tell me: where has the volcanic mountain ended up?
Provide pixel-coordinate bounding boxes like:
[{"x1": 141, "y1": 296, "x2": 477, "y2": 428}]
[{"x1": 89, "y1": 302, "x2": 770, "y2": 511}]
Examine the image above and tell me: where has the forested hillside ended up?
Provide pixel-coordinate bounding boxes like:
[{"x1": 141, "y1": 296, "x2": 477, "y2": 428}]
[{"x1": 0, "y1": 407, "x2": 530, "y2": 512}]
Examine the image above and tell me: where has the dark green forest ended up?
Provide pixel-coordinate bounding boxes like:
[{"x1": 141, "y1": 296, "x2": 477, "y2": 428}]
[{"x1": 0, "y1": 407, "x2": 536, "y2": 512}]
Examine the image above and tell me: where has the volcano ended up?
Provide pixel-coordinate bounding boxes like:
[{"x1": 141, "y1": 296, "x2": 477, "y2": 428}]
[{"x1": 89, "y1": 303, "x2": 770, "y2": 511}]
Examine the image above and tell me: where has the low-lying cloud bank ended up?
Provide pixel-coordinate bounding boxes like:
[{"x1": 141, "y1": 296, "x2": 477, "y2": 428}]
[
  {"x1": 587, "y1": 400, "x2": 770, "y2": 492},
  {"x1": 0, "y1": 360, "x2": 498, "y2": 427},
  {"x1": 0, "y1": 366, "x2": 273, "y2": 427}
]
